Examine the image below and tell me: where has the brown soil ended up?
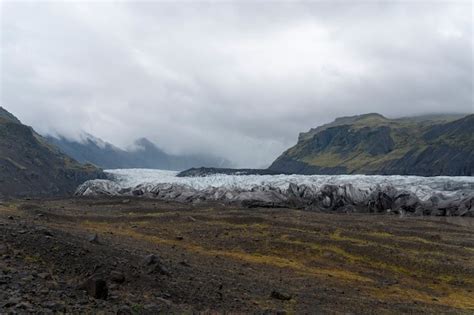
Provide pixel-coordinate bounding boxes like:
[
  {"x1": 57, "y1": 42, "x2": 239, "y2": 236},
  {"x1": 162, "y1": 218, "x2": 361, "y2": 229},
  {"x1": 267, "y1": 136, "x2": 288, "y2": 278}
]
[{"x1": 1, "y1": 197, "x2": 473, "y2": 314}]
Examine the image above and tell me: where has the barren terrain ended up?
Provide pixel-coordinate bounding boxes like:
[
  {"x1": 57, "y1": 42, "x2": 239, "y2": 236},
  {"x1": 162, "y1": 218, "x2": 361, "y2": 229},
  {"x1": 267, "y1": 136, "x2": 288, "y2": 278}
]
[{"x1": 1, "y1": 198, "x2": 473, "y2": 314}]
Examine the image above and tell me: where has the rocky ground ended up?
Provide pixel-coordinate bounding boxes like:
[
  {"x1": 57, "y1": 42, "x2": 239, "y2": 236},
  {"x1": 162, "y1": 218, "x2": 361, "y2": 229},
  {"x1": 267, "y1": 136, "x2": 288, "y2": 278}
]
[{"x1": 1, "y1": 198, "x2": 473, "y2": 314}]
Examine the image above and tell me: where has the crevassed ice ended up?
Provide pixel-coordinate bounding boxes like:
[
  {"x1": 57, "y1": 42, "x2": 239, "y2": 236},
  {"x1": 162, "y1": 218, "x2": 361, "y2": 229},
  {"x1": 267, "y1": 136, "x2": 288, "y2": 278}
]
[{"x1": 104, "y1": 169, "x2": 474, "y2": 201}]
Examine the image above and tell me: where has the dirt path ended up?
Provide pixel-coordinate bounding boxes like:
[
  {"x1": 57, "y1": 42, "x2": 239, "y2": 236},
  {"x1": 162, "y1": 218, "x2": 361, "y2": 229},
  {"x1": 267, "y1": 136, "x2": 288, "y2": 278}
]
[{"x1": 1, "y1": 198, "x2": 473, "y2": 314}]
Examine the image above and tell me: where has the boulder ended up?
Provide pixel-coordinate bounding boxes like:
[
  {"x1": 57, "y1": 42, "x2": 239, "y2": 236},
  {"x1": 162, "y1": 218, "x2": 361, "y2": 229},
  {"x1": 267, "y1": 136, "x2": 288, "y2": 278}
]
[
  {"x1": 88, "y1": 233, "x2": 100, "y2": 244},
  {"x1": 142, "y1": 254, "x2": 170, "y2": 276},
  {"x1": 79, "y1": 277, "x2": 108, "y2": 300},
  {"x1": 270, "y1": 290, "x2": 292, "y2": 301},
  {"x1": 110, "y1": 271, "x2": 125, "y2": 284}
]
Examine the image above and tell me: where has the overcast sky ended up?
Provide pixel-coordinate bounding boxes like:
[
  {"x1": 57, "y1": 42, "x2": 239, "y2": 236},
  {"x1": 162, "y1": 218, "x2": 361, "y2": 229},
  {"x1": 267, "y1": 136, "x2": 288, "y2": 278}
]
[{"x1": 1, "y1": 1, "x2": 472, "y2": 167}]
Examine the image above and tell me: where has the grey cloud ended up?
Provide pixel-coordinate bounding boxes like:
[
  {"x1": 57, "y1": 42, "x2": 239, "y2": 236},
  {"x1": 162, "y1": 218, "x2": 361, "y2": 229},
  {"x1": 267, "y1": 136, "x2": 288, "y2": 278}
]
[{"x1": 1, "y1": 1, "x2": 472, "y2": 167}]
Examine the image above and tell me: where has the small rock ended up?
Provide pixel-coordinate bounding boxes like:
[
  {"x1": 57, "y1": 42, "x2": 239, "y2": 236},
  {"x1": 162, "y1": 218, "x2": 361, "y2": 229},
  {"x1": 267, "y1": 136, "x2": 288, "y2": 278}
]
[
  {"x1": 0, "y1": 275, "x2": 11, "y2": 284},
  {"x1": 121, "y1": 199, "x2": 131, "y2": 204},
  {"x1": 37, "y1": 272, "x2": 51, "y2": 280},
  {"x1": 42, "y1": 301, "x2": 65, "y2": 311},
  {"x1": 38, "y1": 227, "x2": 53, "y2": 237},
  {"x1": 144, "y1": 303, "x2": 161, "y2": 312},
  {"x1": 116, "y1": 305, "x2": 132, "y2": 315},
  {"x1": 175, "y1": 236, "x2": 184, "y2": 241},
  {"x1": 39, "y1": 288, "x2": 49, "y2": 295},
  {"x1": 21, "y1": 275, "x2": 34, "y2": 282},
  {"x1": 143, "y1": 254, "x2": 159, "y2": 266},
  {"x1": 0, "y1": 244, "x2": 7, "y2": 255},
  {"x1": 46, "y1": 281, "x2": 60, "y2": 289},
  {"x1": 88, "y1": 233, "x2": 100, "y2": 244},
  {"x1": 4, "y1": 298, "x2": 19, "y2": 308},
  {"x1": 149, "y1": 262, "x2": 171, "y2": 276},
  {"x1": 8, "y1": 216, "x2": 14, "y2": 220},
  {"x1": 142, "y1": 254, "x2": 171, "y2": 275},
  {"x1": 270, "y1": 290, "x2": 292, "y2": 301},
  {"x1": 79, "y1": 277, "x2": 108, "y2": 300},
  {"x1": 92, "y1": 264, "x2": 103, "y2": 273},
  {"x1": 156, "y1": 297, "x2": 172, "y2": 306},
  {"x1": 179, "y1": 260, "x2": 191, "y2": 267},
  {"x1": 110, "y1": 271, "x2": 125, "y2": 284},
  {"x1": 15, "y1": 302, "x2": 33, "y2": 309}
]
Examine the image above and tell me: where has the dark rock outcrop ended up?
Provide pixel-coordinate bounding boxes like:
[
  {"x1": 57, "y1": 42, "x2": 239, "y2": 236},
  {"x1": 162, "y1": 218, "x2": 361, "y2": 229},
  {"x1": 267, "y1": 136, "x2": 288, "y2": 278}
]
[{"x1": 265, "y1": 156, "x2": 348, "y2": 175}]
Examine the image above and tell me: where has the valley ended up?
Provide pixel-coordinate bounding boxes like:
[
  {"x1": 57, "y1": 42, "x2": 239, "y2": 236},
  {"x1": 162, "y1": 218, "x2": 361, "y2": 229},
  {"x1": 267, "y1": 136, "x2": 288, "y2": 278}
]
[{"x1": 2, "y1": 1, "x2": 472, "y2": 313}]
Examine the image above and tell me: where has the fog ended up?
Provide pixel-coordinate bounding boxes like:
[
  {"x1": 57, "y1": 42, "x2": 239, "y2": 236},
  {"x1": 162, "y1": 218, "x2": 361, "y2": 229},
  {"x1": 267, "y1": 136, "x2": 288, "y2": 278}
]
[{"x1": 1, "y1": 1, "x2": 472, "y2": 167}]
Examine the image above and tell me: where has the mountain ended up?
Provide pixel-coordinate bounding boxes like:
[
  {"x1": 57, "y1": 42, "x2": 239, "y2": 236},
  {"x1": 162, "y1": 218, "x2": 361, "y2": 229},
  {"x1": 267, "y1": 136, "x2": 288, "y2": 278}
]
[
  {"x1": 46, "y1": 134, "x2": 232, "y2": 171},
  {"x1": 0, "y1": 107, "x2": 105, "y2": 198},
  {"x1": 269, "y1": 113, "x2": 474, "y2": 176}
]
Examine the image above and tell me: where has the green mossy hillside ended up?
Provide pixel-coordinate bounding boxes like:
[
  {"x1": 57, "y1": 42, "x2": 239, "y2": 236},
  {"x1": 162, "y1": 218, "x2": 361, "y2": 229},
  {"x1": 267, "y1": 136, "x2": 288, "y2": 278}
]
[{"x1": 269, "y1": 113, "x2": 473, "y2": 176}]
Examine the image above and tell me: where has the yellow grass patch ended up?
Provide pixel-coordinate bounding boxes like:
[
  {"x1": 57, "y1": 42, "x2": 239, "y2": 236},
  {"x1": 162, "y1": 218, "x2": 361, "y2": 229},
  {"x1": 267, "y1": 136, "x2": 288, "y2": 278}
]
[
  {"x1": 80, "y1": 221, "x2": 371, "y2": 283},
  {"x1": 371, "y1": 285, "x2": 474, "y2": 310}
]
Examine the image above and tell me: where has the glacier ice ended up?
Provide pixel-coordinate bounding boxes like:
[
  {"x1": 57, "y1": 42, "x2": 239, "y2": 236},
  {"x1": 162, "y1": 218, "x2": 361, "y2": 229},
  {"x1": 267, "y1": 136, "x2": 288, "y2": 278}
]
[{"x1": 75, "y1": 169, "x2": 474, "y2": 216}]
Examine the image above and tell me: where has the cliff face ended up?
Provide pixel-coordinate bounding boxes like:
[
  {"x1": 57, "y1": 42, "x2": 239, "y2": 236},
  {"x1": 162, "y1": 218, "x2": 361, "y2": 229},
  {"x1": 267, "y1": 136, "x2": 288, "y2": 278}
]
[
  {"x1": 269, "y1": 113, "x2": 474, "y2": 176},
  {"x1": 0, "y1": 107, "x2": 105, "y2": 198}
]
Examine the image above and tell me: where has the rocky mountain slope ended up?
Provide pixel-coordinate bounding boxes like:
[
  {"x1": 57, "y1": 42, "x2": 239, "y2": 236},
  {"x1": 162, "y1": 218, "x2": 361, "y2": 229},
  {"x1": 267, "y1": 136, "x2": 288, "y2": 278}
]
[
  {"x1": 46, "y1": 134, "x2": 232, "y2": 171},
  {"x1": 0, "y1": 107, "x2": 105, "y2": 198},
  {"x1": 269, "y1": 113, "x2": 473, "y2": 176}
]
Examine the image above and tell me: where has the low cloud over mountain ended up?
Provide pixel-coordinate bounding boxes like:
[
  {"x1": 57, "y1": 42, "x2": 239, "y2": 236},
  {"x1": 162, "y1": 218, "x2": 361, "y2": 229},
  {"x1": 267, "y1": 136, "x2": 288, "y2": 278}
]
[{"x1": 2, "y1": 1, "x2": 472, "y2": 167}]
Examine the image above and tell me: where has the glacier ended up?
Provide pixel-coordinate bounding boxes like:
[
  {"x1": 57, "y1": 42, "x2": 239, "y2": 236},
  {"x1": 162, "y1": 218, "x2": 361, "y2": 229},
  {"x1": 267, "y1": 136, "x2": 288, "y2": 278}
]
[{"x1": 76, "y1": 169, "x2": 474, "y2": 216}]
